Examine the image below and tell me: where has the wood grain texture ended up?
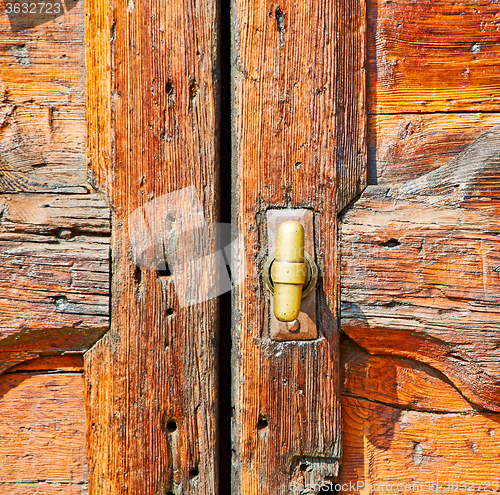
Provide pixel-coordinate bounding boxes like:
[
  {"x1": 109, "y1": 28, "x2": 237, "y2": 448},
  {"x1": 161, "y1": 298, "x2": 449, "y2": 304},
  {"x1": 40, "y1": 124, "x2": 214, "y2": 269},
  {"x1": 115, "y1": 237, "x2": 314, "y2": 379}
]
[
  {"x1": 0, "y1": 485, "x2": 87, "y2": 495},
  {"x1": 84, "y1": 0, "x2": 111, "y2": 199},
  {"x1": 231, "y1": 0, "x2": 366, "y2": 492},
  {"x1": 339, "y1": 341, "x2": 500, "y2": 494},
  {"x1": 341, "y1": 339, "x2": 475, "y2": 413},
  {"x1": 0, "y1": 105, "x2": 88, "y2": 193},
  {"x1": 367, "y1": 0, "x2": 500, "y2": 114},
  {"x1": 85, "y1": 0, "x2": 221, "y2": 493},
  {"x1": 341, "y1": 126, "x2": 500, "y2": 411},
  {"x1": 0, "y1": 0, "x2": 84, "y2": 106},
  {"x1": 0, "y1": 367, "x2": 87, "y2": 491},
  {"x1": 339, "y1": 395, "x2": 500, "y2": 493},
  {"x1": 8, "y1": 353, "x2": 84, "y2": 372},
  {"x1": 0, "y1": 0, "x2": 86, "y2": 194},
  {"x1": 368, "y1": 113, "x2": 500, "y2": 185},
  {"x1": 0, "y1": 193, "x2": 109, "y2": 372},
  {"x1": 0, "y1": 0, "x2": 88, "y2": 195},
  {"x1": 0, "y1": 0, "x2": 110, "y2": 378},
  {"x1": 0, "y1": 4, "x2": 107, "y2": 491}
]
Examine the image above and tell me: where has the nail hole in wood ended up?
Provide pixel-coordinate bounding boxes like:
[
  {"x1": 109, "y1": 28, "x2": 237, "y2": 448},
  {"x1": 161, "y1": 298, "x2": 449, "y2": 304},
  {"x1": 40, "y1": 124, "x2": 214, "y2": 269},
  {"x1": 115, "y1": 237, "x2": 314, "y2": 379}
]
[
  {"x1": 166, "y1": 308, "x2": 175, "y2": 317},
  {"x1": 379, "y1": 238, "x2": 400, "y2": 248},
  {"x1": 53, "y1": 295, "x2": 69, "y2": 311},
  {"x1": 275, "y1": 7, "x2": 285, "y2": 30},
  {"x1": 166, "y1": 79, "x2": 174, "y2": 98},
  {"x1": 57, "y1": 228, "x2": 73, "y2": 239},
  {"x1": 257, "y1": 415, "x2": 268, "y2": 430},
  {"x1": 189, "y1": 78, "x2": 199, "y2": 99},
  {"x1": 157, "y1": 264, "x2": 171, "y2": 278},
  {"x1": 165, "y1": 420, "x2": 177, "y2": 433},
  {"x1": 134, "y1": 266, "x2": 142, "y2": 284},
  {"x1": 189, "y1": 466, "x2": 199, "y2": 479},
  {"x1": 274, "y1": 6, "x2": 285, "y2": 48}
]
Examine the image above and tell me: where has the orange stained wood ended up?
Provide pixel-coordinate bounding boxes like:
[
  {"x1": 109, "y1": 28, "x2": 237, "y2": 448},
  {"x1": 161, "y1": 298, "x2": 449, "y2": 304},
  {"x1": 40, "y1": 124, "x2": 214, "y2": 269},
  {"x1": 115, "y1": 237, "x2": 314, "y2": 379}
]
[
  {"x1": 0, "y1": 0, "x2": 109, "y2": 492},
  {"x1": 231, "y1": 0, "x2": 366, "y2": 492},
  {"x1": 339, "y1": 340, "x2": 500, "y2": 494},
  {"x1": 0, "y1": 0, "x2": 110, "y2": 380},
  {"x1": 368, "y1": 0, "x2": 500, "y2": 113},
  {"x1": 368, "y1": 113, "x2": 500, "y2": 184},
  {"x1": 0, "y1": 0, "x2": 499, "y2": 493},
  {"x1": 342, "y1": 127, "x2": 500, "y2": 411},
  {"x1": 0, "y1": 356, "x2": 88, "y2": 495},
  {"x1": 85, "y1": 0, "x2": 221, "y2": 492}
]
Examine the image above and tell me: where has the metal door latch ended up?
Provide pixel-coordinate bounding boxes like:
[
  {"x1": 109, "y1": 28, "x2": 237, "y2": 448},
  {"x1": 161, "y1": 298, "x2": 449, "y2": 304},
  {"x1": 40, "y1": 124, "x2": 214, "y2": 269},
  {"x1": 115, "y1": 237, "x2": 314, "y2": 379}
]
[{"x1": 263, "y1": 210, "x2": 319, "y2": 341}]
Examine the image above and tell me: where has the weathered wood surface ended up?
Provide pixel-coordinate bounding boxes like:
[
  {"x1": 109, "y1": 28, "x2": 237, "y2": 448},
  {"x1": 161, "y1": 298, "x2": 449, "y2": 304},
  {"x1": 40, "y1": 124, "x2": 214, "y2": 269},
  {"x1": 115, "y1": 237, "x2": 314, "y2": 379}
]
[
  {"x1": 339, "y1": 339, "x2": 500, "y2": 494},
  {"x1": 84, "y1": 0, "x2": 111, "y2": 198},
  {"x1": 368, "y1": 0, "x2": 500, "y2": 114},
  {"x1": 0, "y1": 105, "x2": 88, "y2": 191},
  {"x1": 346, "y1": 4, "x2": 500, "y2": 488},
  {"x1": 341, "y1": 126, "x2": 500, "y2": 411},
  {"x1": 1, "y1": 0, "x2": 499, "y2": 494},
  {"x1": 9, "y1": 353, "x2": 84, "y2": 372},
  {"x1": 0, "y1": 193, "x2": 109, "y2": 371},
  {"x1": 0, "y1": 486, "x2": 87, "y2": 495},
  {"x1": 231, "y1": 0, "x2": 366, "y2": 492},
  {"x1": 342, "y1": 340, "x2": 474, "y2": 413},
  {"x1": 368, "y1": 113, "x2": 500, "y2": 185},
  {"x1": 85, "y1": 0, "x2": 221, "y2": 493},
  {"x1": 0, "y1": 357, "x2": 87, "y2": 494},
  {"x1": 0, "y1": 13, "x2": 84, "y2": 107},
  {"x1": 0, "y1": 0, "x2": 88, "y2": 196},
  {"x1": 0, "y1": 0, "x2": 110, "y2": 378},
  {"x1": 0, "y1": 3, "x2": 108, "y2": 491}
]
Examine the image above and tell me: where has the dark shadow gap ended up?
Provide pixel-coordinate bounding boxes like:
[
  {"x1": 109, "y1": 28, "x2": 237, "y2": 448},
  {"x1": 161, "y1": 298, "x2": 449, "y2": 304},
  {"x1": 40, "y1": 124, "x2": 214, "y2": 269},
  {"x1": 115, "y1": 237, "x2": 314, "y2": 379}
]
[{"x1": 217, "y1": 0, "x2": 233, "y2": 492}]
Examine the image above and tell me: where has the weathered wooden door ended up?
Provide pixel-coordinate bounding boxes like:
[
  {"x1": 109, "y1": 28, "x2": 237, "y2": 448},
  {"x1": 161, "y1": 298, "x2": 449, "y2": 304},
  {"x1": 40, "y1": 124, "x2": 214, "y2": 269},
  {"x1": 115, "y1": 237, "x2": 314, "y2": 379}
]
[
  {"x1": 85, "y1": 0, "x2": 365, "y2": 492},
  {"x1": 0, "y1": 0, "x2": 499, "y2": 493},
  {"x1": 0, "y1": 0, "x2": 364, "y2": 492}
]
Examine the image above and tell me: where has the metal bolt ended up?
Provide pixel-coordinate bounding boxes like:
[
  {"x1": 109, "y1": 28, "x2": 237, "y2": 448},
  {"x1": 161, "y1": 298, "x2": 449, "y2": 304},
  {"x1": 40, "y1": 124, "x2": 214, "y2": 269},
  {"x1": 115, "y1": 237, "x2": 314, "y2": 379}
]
[{"x1": 287, "y1": 319, "x2": 301, "y2": 333}]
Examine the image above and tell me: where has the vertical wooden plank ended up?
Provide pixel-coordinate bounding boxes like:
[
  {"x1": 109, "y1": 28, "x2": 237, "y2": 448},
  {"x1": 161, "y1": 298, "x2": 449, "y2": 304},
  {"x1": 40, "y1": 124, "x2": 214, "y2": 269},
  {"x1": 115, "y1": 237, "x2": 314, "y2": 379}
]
[
  {"x1": 231, "y1": 0, "x2": 366, "y2": 493},
  {"x1": 85, "y1": 0, "x2": 221, "y2": 493},
  {"x1": 85, "y1": 0, "x2": 112, "y2": 200}
]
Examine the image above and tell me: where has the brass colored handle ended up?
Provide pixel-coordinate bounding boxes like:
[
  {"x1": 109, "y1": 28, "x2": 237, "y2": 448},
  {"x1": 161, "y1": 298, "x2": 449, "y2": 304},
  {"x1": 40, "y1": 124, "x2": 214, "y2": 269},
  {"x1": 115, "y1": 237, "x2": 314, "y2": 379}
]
[
  {"x1": 272, "y1": 221, "x2": 307, "y2": 322},
  {"x1": 263, "y1": 210, "x2": 319, "y2": 340}
]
